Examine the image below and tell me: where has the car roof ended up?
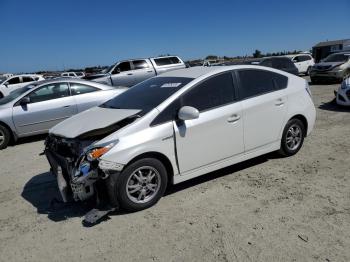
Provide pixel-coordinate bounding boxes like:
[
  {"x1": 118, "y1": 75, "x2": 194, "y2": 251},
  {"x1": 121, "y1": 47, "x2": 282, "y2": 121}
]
[
  {"x1": 160, "y1": 64, "x2": 289, "y2": 79},
  {"x1": 29, "y1": 78, "x2": 113, "y2": 90}
]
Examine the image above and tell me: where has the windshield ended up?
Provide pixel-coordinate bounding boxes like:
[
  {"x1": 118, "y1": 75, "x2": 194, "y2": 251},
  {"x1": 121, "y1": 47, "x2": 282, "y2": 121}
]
[
  {"x1": 100, "y1": 77, "x2": 193, "y2": 114},
  {"x1": 323, "y1": 53, "x2": 350, "y2": 62},
  {"x1": 0, "y1": 76, "x2": 7, "y2": 84},
  {"x1": 103, "y1": 64, "x2": 115, "y2": 74},
  {"x1": 0, "y1": 86, "x2": 33, "y2": 105}
]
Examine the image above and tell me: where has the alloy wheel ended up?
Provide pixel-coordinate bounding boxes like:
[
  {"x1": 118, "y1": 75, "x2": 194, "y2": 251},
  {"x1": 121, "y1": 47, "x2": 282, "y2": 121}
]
[
  {"x1": 0, "y1": 129, "x2": 5, "y2": 146},
  {"x1": 126, "y1": 166, "x2": 161, "y2": 204},
  {"x1": 286, "y1": 124, "x2": 302, "y2": 151}
]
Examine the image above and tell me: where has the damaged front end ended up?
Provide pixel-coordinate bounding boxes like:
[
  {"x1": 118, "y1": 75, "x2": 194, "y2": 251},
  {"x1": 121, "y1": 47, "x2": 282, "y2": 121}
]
[{"x1": 45, "y1": 135, "x2": 118, "y2": 204}]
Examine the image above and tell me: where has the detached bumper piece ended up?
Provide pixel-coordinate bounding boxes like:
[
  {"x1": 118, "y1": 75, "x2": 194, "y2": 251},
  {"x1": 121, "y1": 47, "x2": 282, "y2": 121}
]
[{"x1": 45, "y1": 135, "x2": 119, "y2": 226}]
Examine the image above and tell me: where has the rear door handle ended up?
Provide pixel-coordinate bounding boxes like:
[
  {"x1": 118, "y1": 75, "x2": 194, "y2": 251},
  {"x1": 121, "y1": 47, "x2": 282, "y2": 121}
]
[
  {"x1": 227, "y1": 114, "x2": 240, "y2": 123},
  {"x1": 127, "y1": 73, "x2": 133, "y2": 75},
  {"x1": 147, "y1": 70, "x2": 153, "y2": 73},
  {"x1": 62, "y1": 105, "x2": 71, "y2": 108}
]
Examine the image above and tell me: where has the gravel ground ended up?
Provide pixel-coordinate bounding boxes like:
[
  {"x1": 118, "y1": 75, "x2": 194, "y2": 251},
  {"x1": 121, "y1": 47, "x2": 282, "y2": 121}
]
[{"x1": 0, "y1": 78, "x2": 349, "y2": 262}]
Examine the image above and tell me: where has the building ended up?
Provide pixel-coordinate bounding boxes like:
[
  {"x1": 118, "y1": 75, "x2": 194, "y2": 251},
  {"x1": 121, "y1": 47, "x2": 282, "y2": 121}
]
[{"x1": 312, "y1": 39, "x2": 350, "y2": 62}]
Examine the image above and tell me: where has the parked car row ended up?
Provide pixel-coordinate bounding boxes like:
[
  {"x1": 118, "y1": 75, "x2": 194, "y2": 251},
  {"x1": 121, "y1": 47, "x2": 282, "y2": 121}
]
[
  {"x1": 0, "y1": 78, "x2": 126, "y2": 149},
  {"x1": 0, "y1": 74, "x2": 44, "y2": 98}
]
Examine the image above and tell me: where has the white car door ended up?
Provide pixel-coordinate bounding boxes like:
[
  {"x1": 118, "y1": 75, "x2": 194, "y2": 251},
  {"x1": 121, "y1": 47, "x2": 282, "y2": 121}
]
[
  {"x1": 236, "y1": 69, "x2": 288, "y2": 152},
  {"x1": 173, "y1": 72, "x2": 244, "y2": 173}
]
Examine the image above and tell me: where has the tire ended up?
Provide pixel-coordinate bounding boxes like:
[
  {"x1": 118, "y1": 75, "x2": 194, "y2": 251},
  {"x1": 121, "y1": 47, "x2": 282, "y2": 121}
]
[
  {"x1": 305, "y1": 67, "x2": 311, "y2": 76},
  {"x1": 310, "y1": 77, "x2": 319, "y2": 85},
  {"x1": 278, "y1": 119, "x2": 305, "y2": 157},
  {"x1": 107, "y1": 158, "x2": 168, "y2": 212},
  {"x1": 0, "y1": 124, "x2": 11, "y2": 150},
  {"x1": 0, "y1": 92, "x2": 3, "y2": 99}
]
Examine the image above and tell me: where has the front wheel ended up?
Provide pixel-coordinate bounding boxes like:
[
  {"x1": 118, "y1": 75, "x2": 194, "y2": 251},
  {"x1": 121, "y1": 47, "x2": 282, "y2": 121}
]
[
  {"x1": 107, "y1": 158, "x2": 168, "y2": 212},
  {"x1": 278, "y1": 119, "x2": 305, "y2": 156}
]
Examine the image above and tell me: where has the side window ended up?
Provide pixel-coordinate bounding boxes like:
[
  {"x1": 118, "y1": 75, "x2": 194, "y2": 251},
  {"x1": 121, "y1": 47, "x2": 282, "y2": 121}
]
[
  {"x1": 181, "y1": 72, "x2": 235, "y2": 112},
  {"x1": 238, "y1": 69, "x2": 288, "y2": 99},
  {"x1": 112, "y1": 62, "x2": 131, "y2": 74},
  {"x1": 28, "y1": 83, "x2": 70, "y2": 103},
  {"x1": 151, "y1": 72, "x2": 235, "y2": 126},
  {"x1": 70, "y1": 83, "x2": 99, "y2": 95},
  {"x1": 260, "y1": 59, "x2": 273, "y2": 67},
  {"x1": 292, "y1": 56, "x2": 300, "y2": 62},
  {"x1": 7, "y1": 77, "x2": 21, "y2": 85},
  {"x1": 68, "y1": 73, "x2": 75, "y2": 77},
  {"x1": 132, "y1": 60, "x2": 150, "y2": 70},
  {"x1": 154, "y1": 57, "x2": 181, "y2": 66},
  {"x1": 22, "y1": 76, "x2": 34, "y2": 83}
]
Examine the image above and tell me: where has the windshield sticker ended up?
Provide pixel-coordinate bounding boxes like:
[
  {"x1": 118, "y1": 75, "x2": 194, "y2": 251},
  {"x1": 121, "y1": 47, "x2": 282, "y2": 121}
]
[{"x1": 161, "y1": 83, "x2": 182, "y2": 88}]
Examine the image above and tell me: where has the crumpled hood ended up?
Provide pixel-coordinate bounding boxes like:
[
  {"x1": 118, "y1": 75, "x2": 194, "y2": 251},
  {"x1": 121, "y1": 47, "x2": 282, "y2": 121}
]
[{"x1": 49, "y1": 106, "x2": 141, "y2": 139}]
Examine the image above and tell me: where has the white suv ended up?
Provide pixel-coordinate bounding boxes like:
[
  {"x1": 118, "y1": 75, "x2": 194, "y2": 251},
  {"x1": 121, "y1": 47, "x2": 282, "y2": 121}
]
[
  {"x1": 45, "y1": 66, "x2": 316, "y2": 212},
  {"x1": 0, "y1": 74, "x2": 44, "y2": 98},
  {"x1": 287, "y1": 54, "x2": 315, "y2": 75}
]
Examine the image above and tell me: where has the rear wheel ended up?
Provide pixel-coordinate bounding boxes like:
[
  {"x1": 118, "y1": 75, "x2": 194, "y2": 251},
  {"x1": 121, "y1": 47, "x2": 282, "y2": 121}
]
[
  {"x1": 107, "y1": 158, "x2": 168, "y2": 212},
  {"x1": 278, "y1": 119, "x2": 305, "y2": 156},
  {"x1": 0, "y1": 125, "x2": 11, "y2": 150}
]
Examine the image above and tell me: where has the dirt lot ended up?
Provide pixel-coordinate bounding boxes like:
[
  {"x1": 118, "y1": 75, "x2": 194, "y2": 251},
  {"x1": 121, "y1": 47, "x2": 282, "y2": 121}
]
[{"x1": 0, "y1": 78, "x2": 349, "y2": 262}]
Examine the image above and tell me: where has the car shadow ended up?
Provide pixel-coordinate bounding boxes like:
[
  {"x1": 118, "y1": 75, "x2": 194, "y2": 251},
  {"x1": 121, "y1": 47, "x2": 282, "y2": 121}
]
[
  {"x1": 319, "y1": 99, "x2": 350, "y2": 112},
  {"x1": 21, "y1": 152, "x2": 279, "y2": 225},
  {"x1": 21, "y1": 172, "x2": 93, "y2": 222},
  {"x1": 9, "y1": 134, "x2": 47, "y2": 147}
]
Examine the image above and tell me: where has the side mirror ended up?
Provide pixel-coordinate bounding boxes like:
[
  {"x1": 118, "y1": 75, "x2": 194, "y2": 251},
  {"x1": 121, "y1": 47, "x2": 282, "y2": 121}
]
[
  {"x1": 178, "y1": 106, "x2": 199, "y2": 121},
  {"x1": 4, "y1": 82, "x2": 8, "y2": 87},
  {"x1": 20, "y1": 96, "x2": 31, "y2": 105}
]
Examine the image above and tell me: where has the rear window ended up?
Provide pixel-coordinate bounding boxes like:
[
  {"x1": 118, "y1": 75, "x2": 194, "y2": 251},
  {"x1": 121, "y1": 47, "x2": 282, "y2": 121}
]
[
  {"x1": 154, "y1": 57, "x2": 181, "y2": 66},
  {"x1": 238, "y1": 69, "x2": 288, "y2": 99}
]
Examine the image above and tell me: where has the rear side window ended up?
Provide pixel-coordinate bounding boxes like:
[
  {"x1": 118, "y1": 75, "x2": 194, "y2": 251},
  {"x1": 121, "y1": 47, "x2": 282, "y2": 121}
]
[
  {"x1": 22, "y1": 76, "x2": 34, "y2": 83},
  {"x1": 69, "y1": 73, "x2": 76, "y2": 77},
  {"x1": 132, "y1": 60, "x2": 150, "y2": 70},
  {"x1": 238, "y1": 69, "x2": 288, "y2": 99},
  {"x1": 272, "y1": 58, "x2": 294, "y2": 69},
  {"x1": 70, "y1": 83, "x2": 99, "y2": 95},
  {"x1": 151, "y1": 72, "x2": 235, "y2": 125},
  {"x1": 154, "y1": 57, "x2": 181, "y2": 66},
  {"x1": 299, "y1": 55, "x2": 312, "y2": 62}
]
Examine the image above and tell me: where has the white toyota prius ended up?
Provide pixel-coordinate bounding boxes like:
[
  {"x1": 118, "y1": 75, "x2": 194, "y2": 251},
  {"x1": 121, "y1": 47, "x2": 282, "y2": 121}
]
[{"x1": 45, "y1": 66, "x2": 316, "y2": 214}]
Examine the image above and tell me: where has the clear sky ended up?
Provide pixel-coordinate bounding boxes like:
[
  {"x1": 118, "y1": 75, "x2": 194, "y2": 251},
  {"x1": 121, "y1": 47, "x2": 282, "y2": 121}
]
[{"x1": 1, "y1": 0, "x2": 349, "y2": 73}]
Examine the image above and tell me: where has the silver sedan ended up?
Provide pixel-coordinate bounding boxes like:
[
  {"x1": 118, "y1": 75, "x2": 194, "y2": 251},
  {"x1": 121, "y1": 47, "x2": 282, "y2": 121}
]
[{"x1": 0, "y1": 78, "x2": 126, "y2": 149}]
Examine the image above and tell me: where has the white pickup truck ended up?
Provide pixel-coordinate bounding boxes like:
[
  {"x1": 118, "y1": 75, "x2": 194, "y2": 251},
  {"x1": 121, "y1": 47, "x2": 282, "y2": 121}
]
[{"x1": 84, "y1": 56, "x2": 187, "y2": 87}]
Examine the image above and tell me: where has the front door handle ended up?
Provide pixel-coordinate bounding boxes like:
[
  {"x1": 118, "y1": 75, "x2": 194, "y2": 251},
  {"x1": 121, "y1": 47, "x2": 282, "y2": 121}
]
[
  {"x1": 227, "y1": 114, "x2": 240, "y2": 123},
  {"x1": 62, "y1": 105, "x2": 71, "y2": 108},
  {"x1": 275, "y1": 98, "x2": 284, "y2": 106},
  {"x1": 127, "y1": 73, "x2": 133, "y2": 75}
]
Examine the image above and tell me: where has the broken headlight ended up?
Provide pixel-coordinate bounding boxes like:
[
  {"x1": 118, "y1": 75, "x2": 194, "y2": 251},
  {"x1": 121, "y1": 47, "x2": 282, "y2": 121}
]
[{"x1": 86, "y1": 140, "x2": 118, "y2": 161}]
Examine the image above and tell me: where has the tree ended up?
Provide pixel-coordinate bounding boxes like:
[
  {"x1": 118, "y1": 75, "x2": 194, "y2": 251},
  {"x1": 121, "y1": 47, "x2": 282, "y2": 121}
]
[
  {"x1": 205, "y1": 55, "x2": 218, "y2": 60},
  {"x1": 253, "y1": 50, "x2": 262, "y2": 58}
]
